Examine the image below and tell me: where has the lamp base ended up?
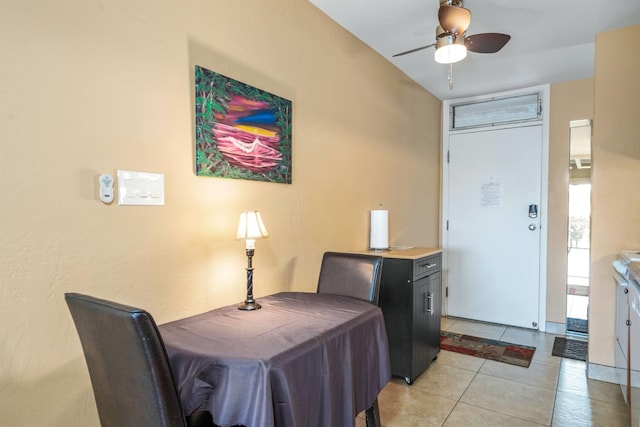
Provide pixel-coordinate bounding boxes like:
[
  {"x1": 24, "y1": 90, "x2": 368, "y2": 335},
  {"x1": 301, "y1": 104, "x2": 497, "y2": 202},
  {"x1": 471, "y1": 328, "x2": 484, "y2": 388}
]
[{"x1": 238, "y1": 300, "x2": 262, "y2": 311}]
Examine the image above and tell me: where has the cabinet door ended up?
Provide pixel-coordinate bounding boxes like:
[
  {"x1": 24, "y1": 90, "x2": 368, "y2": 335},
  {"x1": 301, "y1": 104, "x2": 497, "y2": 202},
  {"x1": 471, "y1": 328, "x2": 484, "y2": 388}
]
[
  {"x1": 426, "y1": 271, "x2": 442, "y2": 362},
  {"x1": 378, "y1": 259, "x2": 413, "y2": 379},
  {"x1": 412, "y1": 277, "x2": 431, "y2": 376},
  {"x1": 629, "y1": 282, "x2": 640, "y2": 426},
  {"x1": 615, "y1": 283, "x2": 630, "y2": 404}
]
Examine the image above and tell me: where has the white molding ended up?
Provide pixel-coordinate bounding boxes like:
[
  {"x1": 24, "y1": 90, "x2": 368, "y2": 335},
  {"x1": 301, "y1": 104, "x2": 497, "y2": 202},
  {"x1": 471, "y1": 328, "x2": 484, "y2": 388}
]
[
  {"x1": 587, "y1": 362, "x2": 618, "y2": 384},
  {"x1": 546, "y1": 322, "x2": 565, "y2": 335}
]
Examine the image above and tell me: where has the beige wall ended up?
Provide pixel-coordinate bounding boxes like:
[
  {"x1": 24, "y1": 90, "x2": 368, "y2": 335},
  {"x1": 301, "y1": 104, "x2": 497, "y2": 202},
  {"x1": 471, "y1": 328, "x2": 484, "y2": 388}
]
[
  {"x1": 547, "y1": 79, "x2": 594, "y2": 324},
  {"x1": 0, "y1": 1, "x2": 441, "y2": 425},
  {"x1": 590, "y1": 24, "x2": 640, "y2": 366}
]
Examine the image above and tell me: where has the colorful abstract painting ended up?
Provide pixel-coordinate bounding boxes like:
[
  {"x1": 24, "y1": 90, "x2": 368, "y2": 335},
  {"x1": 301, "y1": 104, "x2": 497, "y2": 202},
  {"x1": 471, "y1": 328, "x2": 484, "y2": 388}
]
[{"x1": 195, "y1": 65, "x2": 292, "y2": 183}]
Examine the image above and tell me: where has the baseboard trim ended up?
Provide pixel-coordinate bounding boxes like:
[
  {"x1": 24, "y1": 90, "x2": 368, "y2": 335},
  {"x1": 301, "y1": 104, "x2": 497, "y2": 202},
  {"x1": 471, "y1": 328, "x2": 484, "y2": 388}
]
[
  {"x1": 545, "y1": 321, "x2": 565, "y2": 335},
  {"x1": 587, "y1": 362, "x2": 618, "y2": 384}
]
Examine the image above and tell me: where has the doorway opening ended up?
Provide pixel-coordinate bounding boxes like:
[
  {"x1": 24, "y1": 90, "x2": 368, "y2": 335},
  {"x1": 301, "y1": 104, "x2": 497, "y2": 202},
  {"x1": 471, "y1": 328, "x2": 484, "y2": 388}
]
[{"x1": 567, "y1": 119, "x2": 591, "y2": 336}]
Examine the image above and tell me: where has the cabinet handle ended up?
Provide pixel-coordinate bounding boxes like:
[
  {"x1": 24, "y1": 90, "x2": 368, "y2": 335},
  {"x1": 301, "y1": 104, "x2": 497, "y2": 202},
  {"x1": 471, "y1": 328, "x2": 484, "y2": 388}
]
[
  {"x1": 426, "y1": 292, "x2": 433, "y2": 314},
  {"x1": 420, "y1": 262, "x2": 437, "y2": 269}
]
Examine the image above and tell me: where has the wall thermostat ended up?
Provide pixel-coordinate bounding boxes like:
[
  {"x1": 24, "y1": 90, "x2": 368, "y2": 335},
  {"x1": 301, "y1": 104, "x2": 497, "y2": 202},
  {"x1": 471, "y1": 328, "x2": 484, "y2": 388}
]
[{"x1": 99, "y1": 173, "x2": 114, "y2": 204}]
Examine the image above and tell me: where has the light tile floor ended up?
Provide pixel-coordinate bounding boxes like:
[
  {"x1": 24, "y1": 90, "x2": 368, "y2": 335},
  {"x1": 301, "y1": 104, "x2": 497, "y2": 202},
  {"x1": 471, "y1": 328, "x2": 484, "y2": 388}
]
[{"x1": 357, "y1": 317, "x2": 629, "y2": 427}]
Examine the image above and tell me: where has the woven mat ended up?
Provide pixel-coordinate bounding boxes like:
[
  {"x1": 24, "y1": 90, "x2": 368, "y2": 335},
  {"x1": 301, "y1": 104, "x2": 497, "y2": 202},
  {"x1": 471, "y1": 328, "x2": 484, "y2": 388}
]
[
  {"x1": 552, "y1": 337, "x2": 587, "y2": 361},
  {"x1": 566, "y1": 317, "x2": 588, "y2": 334}
]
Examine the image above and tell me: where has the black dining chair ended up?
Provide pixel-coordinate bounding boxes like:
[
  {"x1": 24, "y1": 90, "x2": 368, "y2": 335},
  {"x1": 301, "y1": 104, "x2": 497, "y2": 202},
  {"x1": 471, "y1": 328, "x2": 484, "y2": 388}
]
[
  {"x1": 64, "y1": 293, "x2": 215, "y2": 427},
  {"x1": 317, "y1": 251, "x2": 384, "y2": 305},
  {"x1": 316, "y1": 251, "x2": 385, "y2": 427}
]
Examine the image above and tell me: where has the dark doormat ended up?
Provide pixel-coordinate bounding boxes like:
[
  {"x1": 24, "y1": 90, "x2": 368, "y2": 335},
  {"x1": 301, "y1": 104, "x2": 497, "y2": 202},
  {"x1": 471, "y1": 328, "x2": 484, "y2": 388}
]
[
  {"x1": 552, "y1": 337, "x2": 587, "y2": 361},
  {"x1": 567, "y1": 317, "x2": 588, "y2": 334}
]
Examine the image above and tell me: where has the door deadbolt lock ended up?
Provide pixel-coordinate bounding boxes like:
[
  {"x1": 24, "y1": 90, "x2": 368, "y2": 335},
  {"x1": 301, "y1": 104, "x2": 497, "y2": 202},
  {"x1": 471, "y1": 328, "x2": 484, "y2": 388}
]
[{"x1": 528, "y1": 224, "x2": 536, "y2": 231}]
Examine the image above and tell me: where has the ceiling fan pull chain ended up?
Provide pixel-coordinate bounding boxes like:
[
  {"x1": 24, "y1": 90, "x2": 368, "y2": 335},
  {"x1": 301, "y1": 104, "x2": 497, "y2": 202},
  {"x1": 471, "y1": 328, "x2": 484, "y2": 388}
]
[{"x1": 448, "y1": 63, "x2": 454, "y2": 90}]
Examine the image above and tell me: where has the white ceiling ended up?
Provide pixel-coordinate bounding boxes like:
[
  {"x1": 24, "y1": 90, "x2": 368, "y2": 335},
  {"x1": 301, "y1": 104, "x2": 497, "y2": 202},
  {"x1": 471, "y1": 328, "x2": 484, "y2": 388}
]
[{"x1": 308, "y1": 0, "x2": 640, "y2": 100}]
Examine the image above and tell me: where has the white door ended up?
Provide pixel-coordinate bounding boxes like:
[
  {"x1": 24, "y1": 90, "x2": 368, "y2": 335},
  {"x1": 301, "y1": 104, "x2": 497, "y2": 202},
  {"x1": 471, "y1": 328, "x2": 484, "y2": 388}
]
[{"x1": 447, "y1": 125, "x2": 542, "y2": 329}]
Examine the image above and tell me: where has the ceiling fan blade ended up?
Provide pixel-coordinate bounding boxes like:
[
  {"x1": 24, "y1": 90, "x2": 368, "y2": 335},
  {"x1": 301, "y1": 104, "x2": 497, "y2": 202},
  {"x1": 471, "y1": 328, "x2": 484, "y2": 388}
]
[
  {"x1": 438, "y1": 5, "x2": 471, "y2": 35},
  {"x1": 464, "y1": 33, "x2": 511, "y2": 54},
  {"x1": 392, "y1": 43, "x2": 436, "y2": 58}
]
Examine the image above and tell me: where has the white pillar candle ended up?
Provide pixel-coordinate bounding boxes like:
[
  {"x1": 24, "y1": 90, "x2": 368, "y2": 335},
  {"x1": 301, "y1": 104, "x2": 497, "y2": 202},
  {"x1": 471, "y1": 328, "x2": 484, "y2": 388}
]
[{"x1": 370, "y1": 210, "x2": 389, "y2": 250}]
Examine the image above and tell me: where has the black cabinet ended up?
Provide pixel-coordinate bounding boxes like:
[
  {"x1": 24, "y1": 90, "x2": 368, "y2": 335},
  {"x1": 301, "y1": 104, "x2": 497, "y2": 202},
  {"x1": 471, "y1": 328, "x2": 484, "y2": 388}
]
[{"x1": 377, "y1": 249, "x2": 442, "y2": 384}]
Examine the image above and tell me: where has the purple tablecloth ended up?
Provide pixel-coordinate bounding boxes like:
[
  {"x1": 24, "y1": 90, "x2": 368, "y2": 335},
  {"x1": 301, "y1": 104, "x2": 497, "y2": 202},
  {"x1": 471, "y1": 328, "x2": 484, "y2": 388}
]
[{"x1": 159, "y1": 292, "x2": 391, "y2": 427}]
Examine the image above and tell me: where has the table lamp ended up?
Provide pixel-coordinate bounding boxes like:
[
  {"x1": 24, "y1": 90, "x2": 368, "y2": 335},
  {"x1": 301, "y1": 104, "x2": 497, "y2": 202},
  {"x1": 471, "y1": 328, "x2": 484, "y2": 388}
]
[{"x1": 235, "y1": 211, "x2": 269, "y2": 310}]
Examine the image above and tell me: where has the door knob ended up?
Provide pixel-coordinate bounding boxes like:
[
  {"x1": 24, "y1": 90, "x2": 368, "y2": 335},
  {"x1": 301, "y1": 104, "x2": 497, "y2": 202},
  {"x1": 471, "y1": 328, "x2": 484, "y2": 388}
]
[{"x1": 528, "y1": 224, "x2": 536, "y2": 231}]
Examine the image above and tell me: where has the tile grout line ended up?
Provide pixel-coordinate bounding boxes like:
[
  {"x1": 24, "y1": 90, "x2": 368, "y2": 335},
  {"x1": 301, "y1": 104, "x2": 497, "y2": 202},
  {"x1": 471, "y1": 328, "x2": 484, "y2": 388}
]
[
  {"x1": 440, "y1": 318, "x2": 627, "y2": 425},
  {"x1": 438, "y1": 357, "x2": 487, "y2": 427},
  {"x1": 549, "y1": 359, "x2": 562, "y2": 427},
  {"x1": 496, "y1": 325, "x2": 556, "y2": 425}
]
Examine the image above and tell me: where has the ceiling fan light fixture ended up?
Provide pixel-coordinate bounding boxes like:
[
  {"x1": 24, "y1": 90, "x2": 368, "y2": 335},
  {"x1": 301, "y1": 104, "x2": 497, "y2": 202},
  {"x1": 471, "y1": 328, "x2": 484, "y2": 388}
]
[{"x1": 434, "y1": 34, "x2": 467, "y2": 64}]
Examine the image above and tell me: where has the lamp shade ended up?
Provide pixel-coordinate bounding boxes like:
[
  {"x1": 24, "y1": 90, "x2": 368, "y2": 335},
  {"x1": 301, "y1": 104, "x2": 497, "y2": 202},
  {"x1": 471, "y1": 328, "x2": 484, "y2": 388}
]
[{"x1": 236, "y1": 211, "x2": 269, "y2": 241}]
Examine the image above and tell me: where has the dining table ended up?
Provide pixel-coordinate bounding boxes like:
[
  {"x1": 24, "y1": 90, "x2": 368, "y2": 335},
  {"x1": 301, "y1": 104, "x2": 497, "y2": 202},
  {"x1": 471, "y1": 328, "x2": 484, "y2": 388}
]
[{"x1": 158, "y1": 291, "x2": 391, "y2": 427}]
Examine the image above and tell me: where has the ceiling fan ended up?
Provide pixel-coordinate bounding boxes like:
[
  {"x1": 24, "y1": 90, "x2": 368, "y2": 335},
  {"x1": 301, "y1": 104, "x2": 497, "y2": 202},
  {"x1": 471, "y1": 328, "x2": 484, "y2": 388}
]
[{"x1": 393, "y1": 0, "x2": 510, "y2": 88}]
